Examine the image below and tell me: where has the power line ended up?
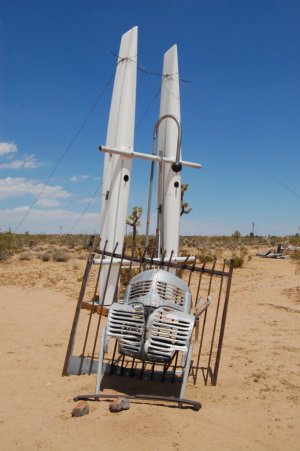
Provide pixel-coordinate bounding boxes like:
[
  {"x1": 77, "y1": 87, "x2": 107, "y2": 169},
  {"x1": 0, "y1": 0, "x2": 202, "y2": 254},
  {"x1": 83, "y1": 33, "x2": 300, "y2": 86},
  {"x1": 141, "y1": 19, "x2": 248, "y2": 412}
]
[
  {"x1": 14, "y1": 71, "x2": 115, "y2": 233},
  {"x1": 69, "y1": 182, "x2": 102, "y2": 234},
  {"x1": 135, "y1": 87, "x2": 161, "y2": 130}
]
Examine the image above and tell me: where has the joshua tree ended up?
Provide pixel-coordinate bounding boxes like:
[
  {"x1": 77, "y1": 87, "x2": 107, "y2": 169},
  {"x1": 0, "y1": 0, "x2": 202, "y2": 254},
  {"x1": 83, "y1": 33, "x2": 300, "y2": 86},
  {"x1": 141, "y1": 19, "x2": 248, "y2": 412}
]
[
  {"x1": 180, "y1": 183, "x2": 192, "y2": 216},
  {"x1": 126, "y1": 206, "x2": 142, "y2": 242}
]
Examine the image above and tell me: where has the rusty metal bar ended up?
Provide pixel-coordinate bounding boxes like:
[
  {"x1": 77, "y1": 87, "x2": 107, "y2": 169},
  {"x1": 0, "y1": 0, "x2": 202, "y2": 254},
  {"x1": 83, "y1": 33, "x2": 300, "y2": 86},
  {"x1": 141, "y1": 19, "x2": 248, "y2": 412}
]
[
  {"x1": 207, "y1": 259, "x2": 217, "y2": 295},
  {"x1": 78, "y1": 240, "x2": 107, "y2": 374},
  {"x1": 113, "y1": 243, "x2": 127, "y2": 302},
  {"x1": 205, "y1": 259, "x2": 226, "y2": 384},
  {"x1": 194, "y1": 260, "x2": 206, "y2": 307},
  {"x1": 91, "y1": 248, "x2": 229, "y2": 277},
  {"x1": 194, "y1": 308, "x2": 208, "y2": 384},
  {"x1": 150, "y1": 362, "x2": 155, "y2": 380},
  {"x1": 149, "y1": 245, "x2": 155, "y2": 269},
  {"x1": 120, "y1": 354, "x2": 126, "y2": 375},
  {"x1": 172, "y1": 351, "x2": 179, "y2": 383},
  {"x1": 88, "y1": 242, "x2": 119, "y2": 374},
  {"x1": 166, "y1": 250, "x2": 174, "y2": 272},
  {"x1": 62, "y1": 251, "x2": 95, "y2": 376},
  {"x1": 130, "y1": 357, "x2": 136, "y2": 377},
  {"x1": 140, "y1": 361, "x2": 146, "y2": 379},
  {"x1": 138, "y1": 247, "x2": 147, "y2": 274},
  {"x1": 212, "y1": 259, "x2": 234, "y2": 385},
  {"x1": 188, "y1": 256, "x2": 197, "y2": 287},
  {"x1": 74, "y1": 393, "x2": 201, "y2": 411},
  {"x1": 110, "y1": 340, "x2": 118, "y2": 375}
]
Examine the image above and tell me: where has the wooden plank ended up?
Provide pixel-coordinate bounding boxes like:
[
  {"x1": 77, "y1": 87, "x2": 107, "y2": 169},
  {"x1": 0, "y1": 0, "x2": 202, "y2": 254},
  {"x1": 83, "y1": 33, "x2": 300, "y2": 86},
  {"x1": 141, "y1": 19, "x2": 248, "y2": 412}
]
[{"x1": 81, "y1": 301, "x2": 109, "y2": 317}]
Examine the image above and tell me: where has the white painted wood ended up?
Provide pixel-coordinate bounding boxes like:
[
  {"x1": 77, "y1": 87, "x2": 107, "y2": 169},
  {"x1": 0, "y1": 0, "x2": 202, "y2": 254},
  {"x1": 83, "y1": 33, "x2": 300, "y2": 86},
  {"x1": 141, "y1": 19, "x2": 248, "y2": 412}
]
[
  {"x1": 99, "y1": 26, "x2": 138, "y2": 305},
  {"x1": 157, "y1": 45, "x2": 181, "y2": 258}
]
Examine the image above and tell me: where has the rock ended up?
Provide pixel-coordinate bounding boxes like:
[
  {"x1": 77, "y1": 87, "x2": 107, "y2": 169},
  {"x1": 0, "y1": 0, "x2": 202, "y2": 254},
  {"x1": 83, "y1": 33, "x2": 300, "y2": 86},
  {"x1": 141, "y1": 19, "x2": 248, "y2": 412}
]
[
  {"x1": 109, "y1": 397, "x2": 130, "y2": 413},
  {"x1": 71, "y1": 400, "x2": 89, "y2": 417}
]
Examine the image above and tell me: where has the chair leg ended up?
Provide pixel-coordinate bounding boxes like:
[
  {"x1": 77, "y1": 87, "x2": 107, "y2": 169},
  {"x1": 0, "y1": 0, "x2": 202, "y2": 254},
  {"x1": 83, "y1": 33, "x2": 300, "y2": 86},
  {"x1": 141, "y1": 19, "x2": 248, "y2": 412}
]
[
  {"x1": 95, "y1": 327, "x2": 106, "y2": 395},
  {"x1": 180, "y1": 345, "x2": 193, "y2": 399}
]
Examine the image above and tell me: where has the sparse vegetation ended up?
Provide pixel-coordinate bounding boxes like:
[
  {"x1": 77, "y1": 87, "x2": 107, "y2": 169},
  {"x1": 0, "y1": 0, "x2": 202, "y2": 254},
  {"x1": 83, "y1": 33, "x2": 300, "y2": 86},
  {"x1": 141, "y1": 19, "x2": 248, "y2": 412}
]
[
  {"x1": 38, "y1": 252, "x2": 52, "y2": 262},
  {"x1": 52, "y1": 249, "x2": 70, "y2": 262},
  {"x1": 0, "y1": 232, "x2": 299, "y2": 269},
  {"x1": 19, "y1": 251, "x2": 32, "y2": 261},
  {"x1": 180, "y1": 183, "x2": 192, "y2": 216},
  {"x1": 126, "y1": 206, "x2": 142, "y2": 242}
]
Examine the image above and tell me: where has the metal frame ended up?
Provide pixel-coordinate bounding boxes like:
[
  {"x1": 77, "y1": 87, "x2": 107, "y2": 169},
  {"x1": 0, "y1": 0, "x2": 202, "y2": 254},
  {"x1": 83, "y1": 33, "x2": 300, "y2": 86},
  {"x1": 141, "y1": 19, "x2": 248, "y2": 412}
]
[{"x1": 62, "y1": 237, "x2": 234, "y2": 409}]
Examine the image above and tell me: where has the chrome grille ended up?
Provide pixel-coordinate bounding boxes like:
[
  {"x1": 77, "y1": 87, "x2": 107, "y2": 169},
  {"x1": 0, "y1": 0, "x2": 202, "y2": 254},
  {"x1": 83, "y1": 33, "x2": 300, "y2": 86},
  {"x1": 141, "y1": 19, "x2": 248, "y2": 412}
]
[
  {"x1": 156, "y1": 281, "x2": 185, "y2": 307},
  {"x1": 144, "y1": 307, "x2": 195, "y2": 362},
  {"x1": 107, "y1": 304, "x2": 145, "y2": 357},
  {"x1": 129, "y1": 280, "x2": 153, "y2": 301}
]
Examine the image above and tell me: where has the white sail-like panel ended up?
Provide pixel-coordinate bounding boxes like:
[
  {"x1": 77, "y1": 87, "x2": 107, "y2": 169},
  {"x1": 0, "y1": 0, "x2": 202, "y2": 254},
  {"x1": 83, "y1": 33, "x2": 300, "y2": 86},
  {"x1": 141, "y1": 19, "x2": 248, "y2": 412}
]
[
  {"x1": 100, "y1": 26, "x2": 138, "y2": 305},
  {"x1": 157, "y1": 45, "x2": 181, "y2": 257}
]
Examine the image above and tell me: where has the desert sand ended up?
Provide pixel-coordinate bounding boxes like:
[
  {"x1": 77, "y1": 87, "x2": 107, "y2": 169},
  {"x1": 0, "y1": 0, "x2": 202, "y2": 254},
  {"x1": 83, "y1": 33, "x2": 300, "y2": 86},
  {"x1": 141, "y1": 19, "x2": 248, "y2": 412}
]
[{"x1": 0, "y1": 253, "x2": 299, "y2": 451}]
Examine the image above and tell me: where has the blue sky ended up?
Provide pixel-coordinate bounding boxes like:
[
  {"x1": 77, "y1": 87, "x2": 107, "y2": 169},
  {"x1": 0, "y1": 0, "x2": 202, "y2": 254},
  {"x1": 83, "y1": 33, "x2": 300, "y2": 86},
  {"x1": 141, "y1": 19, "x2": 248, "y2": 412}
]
[{"x1": 1, "y1": 0, "x2": 299, "y2": 235}]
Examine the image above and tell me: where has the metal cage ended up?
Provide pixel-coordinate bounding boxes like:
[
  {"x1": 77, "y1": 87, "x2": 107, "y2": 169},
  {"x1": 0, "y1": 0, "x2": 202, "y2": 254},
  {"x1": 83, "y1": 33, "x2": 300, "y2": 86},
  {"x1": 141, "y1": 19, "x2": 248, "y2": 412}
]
[{"x1": 63, "y1": 238, "x2": 234, "y2": 410}]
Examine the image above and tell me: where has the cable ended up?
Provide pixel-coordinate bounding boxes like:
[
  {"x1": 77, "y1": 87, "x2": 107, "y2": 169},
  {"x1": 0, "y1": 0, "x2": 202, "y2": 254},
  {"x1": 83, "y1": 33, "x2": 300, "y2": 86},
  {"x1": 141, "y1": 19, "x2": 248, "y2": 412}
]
[
  {"x1": 197, "y1": 94, "x2": 300, "y2": 200},
  {"x1": 69, "y1": 182, "x2": 102, "y2": 234},
  {"x1": 201, "y1": 110, "x2": 300, "y2": 199},
  {"x1": 135, "y1": 87, "x2": 161, "y2": 130},
  {"x1": 13, "y1": 72, "x2": 115, "y2": 232},
  {"x1": 110, "y1": 51, "x2": 191, "y2": 84}
]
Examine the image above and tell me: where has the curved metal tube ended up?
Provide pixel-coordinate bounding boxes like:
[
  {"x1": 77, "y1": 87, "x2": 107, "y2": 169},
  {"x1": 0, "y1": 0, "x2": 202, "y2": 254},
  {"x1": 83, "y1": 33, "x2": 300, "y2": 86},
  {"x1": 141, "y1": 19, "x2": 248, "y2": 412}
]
[
  {"x1": 145, "y1": 114, "x2": 182, "y2": 252},
  {"x1": 152, "y1": 114, "x2": 182, "y2": 165}
]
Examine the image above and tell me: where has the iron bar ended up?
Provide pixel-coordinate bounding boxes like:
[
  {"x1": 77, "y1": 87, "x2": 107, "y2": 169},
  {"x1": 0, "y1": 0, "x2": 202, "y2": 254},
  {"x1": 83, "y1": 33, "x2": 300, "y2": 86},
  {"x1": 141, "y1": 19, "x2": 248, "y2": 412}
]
[
  {"x1": 91, "y1": 248, "x2": 229, "y2": 277},
  {"x1": 74, "y1": 393, "x2": 201, "y2": 411},
  {"x1": 205, "y1": 259, "x2": 226, "y2": 385},
  {"x1": 110, "y1": 340, "x2": 118, "y2": 375},
  {"x1": 166, "y1": 250, "x2": 174, "y2": 272},
  {"x1": 130, "y1": 357, "x2": 136, "y2": 377},
  {"x1": 88, "y1": 242, "x2": 119, "y2": 374},
  {"x1": 172, "y1": 351, "x2": 179, "y2": 383},
  {"x1": 62, "y1": 251, "x2": 95, "y2": 376},
  {"x1": 113, "y1": 243, "x2": 127, "y2": 302},
  {"x1": 188, "y1": 256, "x2": 197, "y2": 287},
  {"x1": 194, "y1": 260, "x2": 206, "y2": 307},
  {"x1": 78, "y1": 240, "x2": 107, "y2": 375},
  {"x1": 212, "y1": 260, "x2": 234, "y2": 385}
]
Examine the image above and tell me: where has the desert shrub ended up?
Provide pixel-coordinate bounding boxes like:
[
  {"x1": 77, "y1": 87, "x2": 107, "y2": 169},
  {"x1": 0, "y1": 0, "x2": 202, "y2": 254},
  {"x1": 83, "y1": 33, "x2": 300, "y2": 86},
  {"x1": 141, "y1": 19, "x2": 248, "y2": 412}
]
[
  {"x1": 230, "y1": 255, "x2": 245, "y2": 268},
  {"x1": 0, "y1": 249, "x2": 11, "y2": 261},
  {"x1": 198, "y1": 251, "x2": 215, "y2": 263},
  {"x1": 38, "y1": 252, "x2": 51, "y2": 262},
  {"x1": 52, "y1": 249, "x2": 69, "y2": 262},
  {"x1": 291, "y1": 251, "x2": 300, "y2": 261},
  {"x1": 0, "y1": 232, "x2": 15, "y2": 259},
  {"x1": 19, "y1": 251, "x2": 32, "y2": 261}
]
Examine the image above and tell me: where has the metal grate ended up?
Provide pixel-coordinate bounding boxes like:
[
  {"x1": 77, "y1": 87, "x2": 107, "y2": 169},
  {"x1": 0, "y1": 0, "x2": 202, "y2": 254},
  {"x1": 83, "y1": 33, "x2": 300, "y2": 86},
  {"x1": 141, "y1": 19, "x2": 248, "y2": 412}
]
[
  {"x1": 128, "y1": 280, "x2": 153, "y2": 301},
  {"x1": 107, "y1": 304, "x2": 145, "y2": 357},
  {"x1": 144, "y1": 307, "x2": 195, "y2": 363},
  {"x1": 62, "y1": 238, "x2": 234, "y2": 390},
  {"x1": 156, "y1": 281, "x2": 185, "y2": 307}
]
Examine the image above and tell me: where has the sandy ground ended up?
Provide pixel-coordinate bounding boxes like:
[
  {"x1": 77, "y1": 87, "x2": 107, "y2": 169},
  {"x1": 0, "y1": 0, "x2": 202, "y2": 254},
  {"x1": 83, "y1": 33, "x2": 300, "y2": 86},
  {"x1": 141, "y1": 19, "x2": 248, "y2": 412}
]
[{"x1": 0, "y1": 255, "x2": 299, "y2": 451}]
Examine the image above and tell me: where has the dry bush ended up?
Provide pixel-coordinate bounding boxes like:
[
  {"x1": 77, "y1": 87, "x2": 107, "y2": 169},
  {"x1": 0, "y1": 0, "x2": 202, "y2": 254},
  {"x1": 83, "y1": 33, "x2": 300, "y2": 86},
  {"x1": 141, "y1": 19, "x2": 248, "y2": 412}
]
[
  {"x1": 38, "y1": 252, "x2": 52, "y2": 262},
  {"x1": 0, "y1": 249, "x2": 11, "y2": 261},
  {"x1": 52, "y1": 249, "x2": 69, "y2": 262},
  {"x1": 19, "y1": 251, "x2": 32, "y2": 261}
]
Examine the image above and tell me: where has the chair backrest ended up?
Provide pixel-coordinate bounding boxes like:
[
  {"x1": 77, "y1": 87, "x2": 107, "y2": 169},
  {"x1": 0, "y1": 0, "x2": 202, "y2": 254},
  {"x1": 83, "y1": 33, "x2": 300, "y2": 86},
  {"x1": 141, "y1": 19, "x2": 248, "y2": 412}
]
[{"x1": 124, "y1": 269, "x2": 192, "y2": 313}]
